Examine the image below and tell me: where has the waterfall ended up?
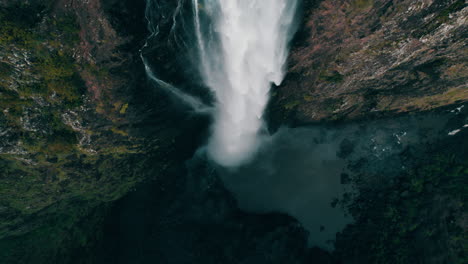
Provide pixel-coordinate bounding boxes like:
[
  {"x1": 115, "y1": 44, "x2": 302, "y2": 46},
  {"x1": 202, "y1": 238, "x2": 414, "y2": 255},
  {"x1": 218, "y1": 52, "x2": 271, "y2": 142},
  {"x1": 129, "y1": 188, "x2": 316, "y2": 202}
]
[
  {"x1": 141, "y1": 0, "x2": 212, "y2": 113},
  {"x1": 142, "y1": 56, "x2": 210, "y2": 113},
  {"x1": 193, "y1": 0, "x2": 299, "y2": 166},
  {"x1": 142, "y1": 0, "x2": 298, "y2": 166}
]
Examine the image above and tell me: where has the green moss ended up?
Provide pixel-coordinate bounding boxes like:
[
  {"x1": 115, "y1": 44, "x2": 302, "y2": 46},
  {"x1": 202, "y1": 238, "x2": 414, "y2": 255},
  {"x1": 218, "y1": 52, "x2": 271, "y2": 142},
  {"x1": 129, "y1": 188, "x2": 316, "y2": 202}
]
[
  {"x1": 53, "y1": 15, "x2": 80, "y2": 43},
  {"x1": 119, "y1": 103, "x2": 129, "y2": 114},
  {"x1": 437, "y1": 0, "x2": 465, "y2": 23},
  {"x1": 319, "y1": 70, "x2": 344, "y2": 83},
  {"x1": 353, "y1": 0, "x2": 374, "y2": 9},
  {"x1": 0, "y1": 19, "x2": 36, "y2": 47},
  {"x1": 0, "y1": 200, "x2": 109, "y2": 264},
  {"x1": 338, "y1": 152, "x2": 468, "y2": 263},
  {"x1": 284, "y1": 100, "x2": 301, "y2": 110},
  {"x1": 0, "y1": 5, "x2": 162, "y2": 262},
  {"x1": 36, "y1": 55, "x2": 75, "y2": 81},
  {"x1": 0, "y1": 5, "x2": 84, "y2": 104},
  {"x1": 322, "y1": 98, "x2": 342, "y2": 112},
  {"x1": 415, "y1": 0, "x2": 466, "y2": 37},
  {"x1": 0, "y1": 6, "x2": 89, "y2": 213},
  {"x1": 0, "y1": 62, "x2": 13, "y2": 79},
  {"x1": 83, "y1": 62, "x2": 110, "y2": 79}
]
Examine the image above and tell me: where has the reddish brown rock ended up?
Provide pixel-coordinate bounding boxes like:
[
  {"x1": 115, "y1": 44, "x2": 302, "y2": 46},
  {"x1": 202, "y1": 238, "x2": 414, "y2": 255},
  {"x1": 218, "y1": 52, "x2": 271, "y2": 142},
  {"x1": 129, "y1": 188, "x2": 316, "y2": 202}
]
[{"x1": 270, "y1": 0, "x2": 467, "y2": 124}]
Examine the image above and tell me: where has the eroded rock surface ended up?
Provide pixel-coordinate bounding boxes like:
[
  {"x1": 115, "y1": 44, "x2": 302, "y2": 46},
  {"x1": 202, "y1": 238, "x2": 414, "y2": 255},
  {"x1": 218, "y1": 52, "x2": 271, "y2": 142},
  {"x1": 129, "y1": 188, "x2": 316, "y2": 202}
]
[
  {"x1": 270, "y1": 0, "x2": 467, "y2": 124},
  {"x1": 0, "y1": 0, "x2": 180, "y2": 251}
]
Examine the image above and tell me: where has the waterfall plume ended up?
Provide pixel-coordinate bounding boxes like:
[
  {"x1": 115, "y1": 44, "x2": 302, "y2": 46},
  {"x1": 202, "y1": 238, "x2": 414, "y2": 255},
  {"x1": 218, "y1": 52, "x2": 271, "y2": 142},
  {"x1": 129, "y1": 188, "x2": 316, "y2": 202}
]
[
  {"x1": 193, "y1": 0, "x2": 299, "y2": 166},
  {"x1": 142, "y1": 0, "x2": 299, "y2": 166}
]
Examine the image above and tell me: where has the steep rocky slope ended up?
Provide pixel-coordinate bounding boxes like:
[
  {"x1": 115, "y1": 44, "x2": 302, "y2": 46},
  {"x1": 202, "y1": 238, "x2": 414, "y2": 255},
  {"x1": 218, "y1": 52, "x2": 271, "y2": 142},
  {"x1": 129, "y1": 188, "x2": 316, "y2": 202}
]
[
  {"x1": 0, "y1": 0, "x2": 186, "y2": 258},
  {"x1": 270, "y1": 0, "x2": 467, "y2": 124}
]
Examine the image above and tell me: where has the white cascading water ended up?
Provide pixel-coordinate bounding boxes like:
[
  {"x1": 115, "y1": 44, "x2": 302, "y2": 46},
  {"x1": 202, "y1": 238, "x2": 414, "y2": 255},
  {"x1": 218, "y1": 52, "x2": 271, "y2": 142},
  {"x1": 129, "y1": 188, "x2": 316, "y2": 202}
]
[
  {"x1": 141, "y1": 0, "x2": 211, "y2": 113},
  {"x1": 193, "y1": 0, "x2": 298, "y2": 166}
]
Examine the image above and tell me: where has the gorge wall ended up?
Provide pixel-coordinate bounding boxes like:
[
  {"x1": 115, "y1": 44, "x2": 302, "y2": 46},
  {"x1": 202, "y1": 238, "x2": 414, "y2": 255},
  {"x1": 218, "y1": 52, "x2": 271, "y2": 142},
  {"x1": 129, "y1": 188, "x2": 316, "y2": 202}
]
[
  {"x1": 0, "y1": 0, "x2": 192, "y2": 260},
  {"x1": 269, "y1": 0, "x2": 467, "y2": 125},
  {"x1": 0, "y1": 0, "x2": 466, "y2": 263}
]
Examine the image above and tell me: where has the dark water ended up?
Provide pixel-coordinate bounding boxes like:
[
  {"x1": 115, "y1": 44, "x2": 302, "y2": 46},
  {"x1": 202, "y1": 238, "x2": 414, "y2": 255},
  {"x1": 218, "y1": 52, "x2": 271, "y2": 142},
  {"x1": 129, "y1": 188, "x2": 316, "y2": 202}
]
[
  {"x1": 96, "y1": 103, "x2": 467, "y2": 263},
  {"x1": 217, "y1": 105, "x2": 467, "y2": 249}
]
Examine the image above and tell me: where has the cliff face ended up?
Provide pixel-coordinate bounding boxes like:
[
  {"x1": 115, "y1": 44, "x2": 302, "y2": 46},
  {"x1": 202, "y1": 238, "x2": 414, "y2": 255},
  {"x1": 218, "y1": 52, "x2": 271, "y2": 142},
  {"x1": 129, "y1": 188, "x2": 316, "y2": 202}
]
[
  {"x1": 0, "y1": 0, "x2": 183, "y2": 252},
  {"x1": 270, "y1": 0, "x2": 467, "y2": 124},
  {"x1": 0, "y1": 0, "x2": 466, "y2": 263}
]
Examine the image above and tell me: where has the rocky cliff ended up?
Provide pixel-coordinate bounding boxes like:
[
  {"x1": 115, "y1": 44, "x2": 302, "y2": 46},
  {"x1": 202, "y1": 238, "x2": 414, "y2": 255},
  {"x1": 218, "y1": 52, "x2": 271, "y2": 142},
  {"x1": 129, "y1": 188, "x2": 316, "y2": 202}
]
[
  {"x1": 0, "y1": 0, "x2": 187, "y2": 258},
  {"x1": 270, "y1": 0, "x2": 467, "y2": 124}
]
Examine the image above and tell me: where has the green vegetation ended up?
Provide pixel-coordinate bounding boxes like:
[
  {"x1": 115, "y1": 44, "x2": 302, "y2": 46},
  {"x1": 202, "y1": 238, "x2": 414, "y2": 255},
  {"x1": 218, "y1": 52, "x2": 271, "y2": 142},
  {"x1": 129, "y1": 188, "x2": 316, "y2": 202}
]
[
  {"x1": 319, "y1": 70, "x2": 344, "y2": 83},
  {"x1": 372, "y1": 157, "x2": 466, "y2": 263},
  {"x1": 0, "y1": 1, "x2": 150, "y2": 245},
  {"x1": 353, "y1": 0, "x2": 374, "y2": 9},
  {"x1": 436, "y1": 0, "x2": 465, "y2": 24},
  {"x1": 415, "y1": 0, "x2": 466, "y2": 37},
  {"x1": 0, "y1": 5, "x2": 87, "y2": 191},
  {"x1": 0, "y1": 3, "x2": 174, "y2": 263},
  {"x1": 0, "y1": 200, "x2": 109, "y2": 264},
  {"x1": 119, "y1": 103, "x2": 129, "y2": 114},
  {"x1": 337, "y1": 150, "x2": 468, "y2": 264},
  {"x1": 0, "y1": 142, "x2": 165, "y2": 263},
  {"x1": 0, "y1": 8, "x2": 84, "y2": 103},
  {"x1": 284, "y1": 100, "x2": 301, "y2": 110}
]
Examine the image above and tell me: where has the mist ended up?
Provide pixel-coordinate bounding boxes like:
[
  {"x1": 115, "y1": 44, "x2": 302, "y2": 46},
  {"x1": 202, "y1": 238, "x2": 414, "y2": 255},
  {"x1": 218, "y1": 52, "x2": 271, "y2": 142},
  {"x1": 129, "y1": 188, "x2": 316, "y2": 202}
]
[{"x1": 192, "y1": 0, "x2": 299, "y2": 166}]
